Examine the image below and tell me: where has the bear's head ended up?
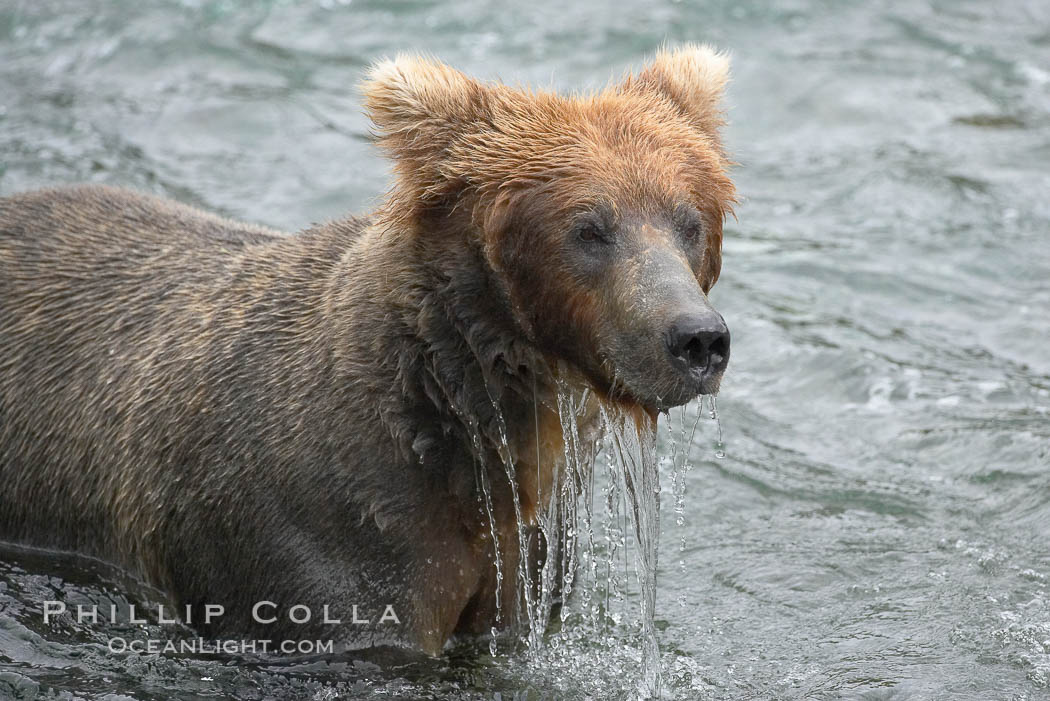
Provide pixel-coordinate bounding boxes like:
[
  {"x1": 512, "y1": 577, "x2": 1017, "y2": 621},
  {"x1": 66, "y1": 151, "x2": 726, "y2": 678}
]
[{"x1": 363, "y1": 46, "x2": 736, "y2": 412}]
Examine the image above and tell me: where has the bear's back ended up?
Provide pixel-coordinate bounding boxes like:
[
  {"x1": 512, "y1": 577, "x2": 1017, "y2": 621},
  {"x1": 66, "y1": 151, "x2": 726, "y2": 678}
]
[
  {"x1": 0, "y1": 184, "x2": 286, "y2": 253},
  {"x1": 0, "y1": 185, "x2": 355, "y2": 562}
]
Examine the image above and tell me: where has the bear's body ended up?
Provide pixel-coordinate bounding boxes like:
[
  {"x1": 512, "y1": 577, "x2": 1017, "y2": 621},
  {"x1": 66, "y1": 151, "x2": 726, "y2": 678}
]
[{"x1": 0, "y1": 46, "x2": 736, "y2": 654}]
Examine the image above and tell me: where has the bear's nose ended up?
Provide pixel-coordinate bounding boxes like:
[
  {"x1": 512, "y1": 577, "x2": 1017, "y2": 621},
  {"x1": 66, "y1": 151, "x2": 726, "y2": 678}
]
[{"x1": 666, "y1": 312, "x2": 731, "y2": 375}]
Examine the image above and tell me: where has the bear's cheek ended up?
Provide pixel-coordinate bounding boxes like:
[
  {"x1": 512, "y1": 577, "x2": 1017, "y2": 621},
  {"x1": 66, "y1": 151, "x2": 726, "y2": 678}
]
[{"x1": 515, "y1": 269, "x2": 611, "y2": 384}]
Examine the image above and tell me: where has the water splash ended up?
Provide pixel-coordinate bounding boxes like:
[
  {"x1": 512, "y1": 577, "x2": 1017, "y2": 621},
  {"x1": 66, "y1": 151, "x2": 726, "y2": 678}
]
[{"x1": 476, "y1": 384, "x2": 728, "y2": 698}]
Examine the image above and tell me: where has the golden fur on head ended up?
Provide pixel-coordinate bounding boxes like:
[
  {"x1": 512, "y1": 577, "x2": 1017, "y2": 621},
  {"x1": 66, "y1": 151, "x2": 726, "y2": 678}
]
[{"x1": 361, "y1": 44, "x2": 736, "y2": 240}]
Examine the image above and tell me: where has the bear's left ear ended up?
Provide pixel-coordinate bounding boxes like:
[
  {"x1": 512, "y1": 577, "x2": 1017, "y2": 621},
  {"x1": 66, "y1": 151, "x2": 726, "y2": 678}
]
[
  {"x1": 622, "y1": 44, "x2": 731, "y2": 143},
  {"x1": 362, "y1": 55, "x2": 493, "y2": 201}
]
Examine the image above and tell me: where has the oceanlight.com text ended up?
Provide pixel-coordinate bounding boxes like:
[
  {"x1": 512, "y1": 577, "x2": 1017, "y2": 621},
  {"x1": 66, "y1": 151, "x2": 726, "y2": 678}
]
[{"x1": 108, "y1": 637, "x2": 335, "y2": 655}]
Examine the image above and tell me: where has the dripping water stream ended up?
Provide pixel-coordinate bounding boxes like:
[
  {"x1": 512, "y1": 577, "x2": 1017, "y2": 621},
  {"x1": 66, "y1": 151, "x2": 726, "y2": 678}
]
[{"x1": 479, "y1": 385, "x2": 728, "y2": 699}]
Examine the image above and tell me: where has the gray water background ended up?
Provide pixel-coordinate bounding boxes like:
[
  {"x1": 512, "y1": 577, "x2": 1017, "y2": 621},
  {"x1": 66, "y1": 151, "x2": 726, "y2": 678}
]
[{"x1": 1, "y1": 0, "x2": 1049, "y2": 698}]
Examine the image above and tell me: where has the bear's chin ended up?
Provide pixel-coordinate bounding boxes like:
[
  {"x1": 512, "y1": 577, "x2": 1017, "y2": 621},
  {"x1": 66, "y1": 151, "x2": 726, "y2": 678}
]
[{"x1": 608, "y1": 370, "x2": 722, "y2": 414}]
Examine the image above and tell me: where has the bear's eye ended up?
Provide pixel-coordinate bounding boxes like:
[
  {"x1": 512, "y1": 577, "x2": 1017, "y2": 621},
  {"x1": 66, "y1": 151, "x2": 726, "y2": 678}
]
[
  {"x1": 681, "y1": 221, "x2": 703, "y2": 242},
  {"x1": 576, "y1": 221, "x2": 608, "y2": 244},
  {"x1": 675, "y1": 207, "x2": 705, "y2": 243}
]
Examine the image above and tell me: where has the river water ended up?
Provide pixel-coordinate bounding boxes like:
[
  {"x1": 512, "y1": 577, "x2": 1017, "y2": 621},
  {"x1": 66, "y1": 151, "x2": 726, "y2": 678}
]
[{"x1": 1, "y1": 1, "x2": 1049, "y2": 699}]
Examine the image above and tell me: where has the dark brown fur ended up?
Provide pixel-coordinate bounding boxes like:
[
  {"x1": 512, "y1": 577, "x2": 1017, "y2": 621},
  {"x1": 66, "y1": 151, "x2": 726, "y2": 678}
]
[{"x1": 0, "y1": 46, "x2": 735, "y2": 654}]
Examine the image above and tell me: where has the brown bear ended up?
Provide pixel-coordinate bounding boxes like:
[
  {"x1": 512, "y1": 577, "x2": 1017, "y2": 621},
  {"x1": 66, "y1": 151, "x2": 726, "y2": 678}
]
[{"x1": 0, "y1": 45, "x2": 735, "y2": 655}]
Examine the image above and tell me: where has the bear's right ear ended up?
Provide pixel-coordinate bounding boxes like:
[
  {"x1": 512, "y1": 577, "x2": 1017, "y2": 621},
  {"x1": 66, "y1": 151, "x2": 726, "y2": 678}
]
[{"x1": 362, "y1": 55, "x2": 491, "y2": 201}]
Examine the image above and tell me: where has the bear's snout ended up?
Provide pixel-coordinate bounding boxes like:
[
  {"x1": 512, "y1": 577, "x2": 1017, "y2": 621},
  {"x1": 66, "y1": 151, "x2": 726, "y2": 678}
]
[{"x1": 665, "y1": 312, "x2": 730, "y2": 381}]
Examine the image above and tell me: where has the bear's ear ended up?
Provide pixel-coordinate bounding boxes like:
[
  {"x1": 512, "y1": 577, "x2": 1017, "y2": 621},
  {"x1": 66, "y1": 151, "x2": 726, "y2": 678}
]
[
  {"x1": 623, "y1": 44, "x2": 730, "y2": 141},
  {"x1": 362, "y1": 55, "x2": 492, "y2": 200}
]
